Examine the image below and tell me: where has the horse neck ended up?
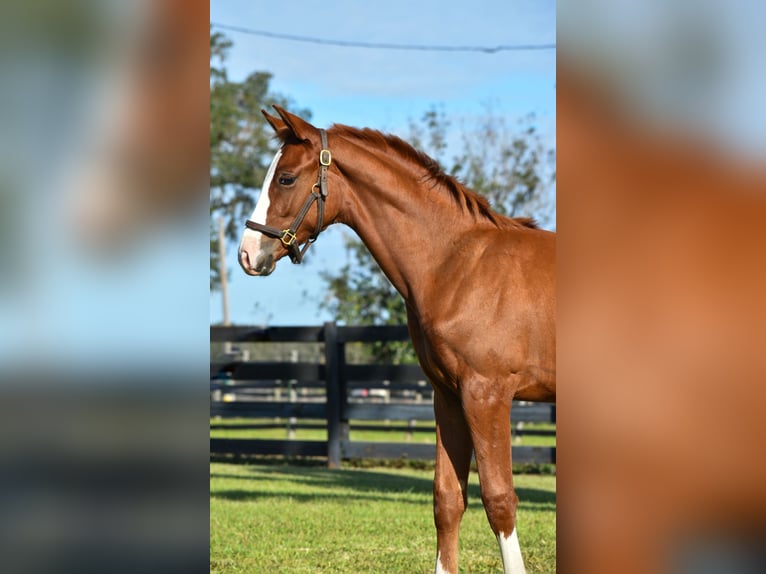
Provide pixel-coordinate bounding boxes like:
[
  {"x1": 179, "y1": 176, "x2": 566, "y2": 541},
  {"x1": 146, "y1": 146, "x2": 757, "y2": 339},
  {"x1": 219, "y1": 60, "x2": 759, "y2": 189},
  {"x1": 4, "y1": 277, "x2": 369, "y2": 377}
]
[{"x1": 334, "y1": 137, "x2": 489, "y2": 303}]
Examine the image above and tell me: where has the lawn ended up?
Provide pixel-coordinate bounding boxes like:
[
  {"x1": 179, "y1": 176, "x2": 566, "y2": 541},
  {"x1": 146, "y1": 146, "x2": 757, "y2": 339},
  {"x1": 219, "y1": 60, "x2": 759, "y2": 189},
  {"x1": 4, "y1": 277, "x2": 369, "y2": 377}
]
[
  {"x1": 210, "y1": 418, "x2": 556, "y2": 448},
  {"x1": 210, "y1": 463, "x2": 556, "y2": 573}
]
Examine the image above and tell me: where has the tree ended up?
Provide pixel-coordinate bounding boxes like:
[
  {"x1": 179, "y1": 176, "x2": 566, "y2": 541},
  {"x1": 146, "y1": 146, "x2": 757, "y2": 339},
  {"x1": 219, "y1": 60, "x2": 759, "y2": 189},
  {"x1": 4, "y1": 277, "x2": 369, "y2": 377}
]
[
  {"x1": 210, "y1": 30, "x2": 310, "y2": 290},
  {"x1": 319, "y1": 107, "x2": 556, "y2": 362}
]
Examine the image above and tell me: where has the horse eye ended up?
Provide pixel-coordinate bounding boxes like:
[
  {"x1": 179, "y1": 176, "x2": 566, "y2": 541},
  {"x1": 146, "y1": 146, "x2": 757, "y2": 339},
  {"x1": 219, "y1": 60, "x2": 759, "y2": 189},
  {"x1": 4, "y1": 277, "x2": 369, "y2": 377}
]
[{"x1": 278, "y1": 174, "x2": 296, "y2": 186}]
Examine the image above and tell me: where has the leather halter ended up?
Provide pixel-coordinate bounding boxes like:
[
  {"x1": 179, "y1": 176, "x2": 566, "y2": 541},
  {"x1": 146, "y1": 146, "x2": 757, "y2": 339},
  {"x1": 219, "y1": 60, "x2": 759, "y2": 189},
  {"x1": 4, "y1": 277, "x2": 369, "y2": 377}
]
[{"x1": 245, "y1": 129, "x2": 331, "y2": 264}]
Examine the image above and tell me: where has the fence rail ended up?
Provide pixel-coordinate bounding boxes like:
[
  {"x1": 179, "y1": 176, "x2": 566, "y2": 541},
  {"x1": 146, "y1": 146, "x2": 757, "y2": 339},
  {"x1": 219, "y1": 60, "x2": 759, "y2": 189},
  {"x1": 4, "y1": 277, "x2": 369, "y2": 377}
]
[{"x1": 211, "y1": 322, "x2": 555, "y2": 467}]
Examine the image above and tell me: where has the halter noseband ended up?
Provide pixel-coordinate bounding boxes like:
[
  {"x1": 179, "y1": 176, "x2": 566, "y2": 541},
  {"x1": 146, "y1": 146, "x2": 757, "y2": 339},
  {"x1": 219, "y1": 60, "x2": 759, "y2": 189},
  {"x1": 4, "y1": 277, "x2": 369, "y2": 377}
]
[{"x1": 245, "y1": 129, "x2": 331, "y2": 264}]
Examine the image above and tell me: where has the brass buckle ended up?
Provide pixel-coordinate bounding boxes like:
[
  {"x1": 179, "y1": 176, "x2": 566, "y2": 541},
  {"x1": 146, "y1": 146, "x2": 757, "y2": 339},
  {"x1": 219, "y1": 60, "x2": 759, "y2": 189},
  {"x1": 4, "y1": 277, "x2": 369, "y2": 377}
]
[
  {"x1": 280, "y1": 229, "x2": 297, "y2": 246},
  {"x1": 319, "y1": 149, "x2": 332, "y2": 166}
]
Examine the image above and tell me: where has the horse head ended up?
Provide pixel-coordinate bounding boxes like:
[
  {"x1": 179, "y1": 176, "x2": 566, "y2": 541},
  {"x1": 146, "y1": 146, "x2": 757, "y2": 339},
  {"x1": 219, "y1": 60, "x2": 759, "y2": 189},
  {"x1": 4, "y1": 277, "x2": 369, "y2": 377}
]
[{"x1": 239, "y1": 107, "x2": 340, "y2": 276}]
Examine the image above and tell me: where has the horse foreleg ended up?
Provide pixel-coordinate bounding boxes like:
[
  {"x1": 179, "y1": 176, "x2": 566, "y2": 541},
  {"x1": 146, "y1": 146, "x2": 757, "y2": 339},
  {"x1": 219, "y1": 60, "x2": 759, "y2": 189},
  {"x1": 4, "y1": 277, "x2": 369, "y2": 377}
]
[
  {"x1": 432, "y1": 388, "x2": 473, "y2": 574},
  {"x1": 462, "y1": 379, "x2": 525, "y2": 574}
]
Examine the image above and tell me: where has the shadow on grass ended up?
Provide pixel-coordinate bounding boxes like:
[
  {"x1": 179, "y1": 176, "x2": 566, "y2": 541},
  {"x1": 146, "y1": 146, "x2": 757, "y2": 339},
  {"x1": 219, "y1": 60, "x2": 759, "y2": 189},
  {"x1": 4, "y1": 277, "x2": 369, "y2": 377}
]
[{"x1": 210, "y1": 465, "x2": 555, "y2": 510}]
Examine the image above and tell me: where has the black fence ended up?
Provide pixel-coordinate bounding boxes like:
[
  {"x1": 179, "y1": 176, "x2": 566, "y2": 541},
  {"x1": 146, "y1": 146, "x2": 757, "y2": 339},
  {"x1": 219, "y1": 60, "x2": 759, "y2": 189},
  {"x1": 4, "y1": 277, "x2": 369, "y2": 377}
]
[{"x1": 211, "y1": 322, "x2": 555, "y2": 467}]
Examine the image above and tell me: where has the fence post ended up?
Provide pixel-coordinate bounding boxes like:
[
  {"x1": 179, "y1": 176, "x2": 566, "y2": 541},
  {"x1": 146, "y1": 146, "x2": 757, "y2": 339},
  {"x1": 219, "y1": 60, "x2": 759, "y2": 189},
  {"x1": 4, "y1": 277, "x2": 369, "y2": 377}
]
[
  {"x1": 287, "y1": 349, "x2": 298, "y2": 439},
  {"x1": 324, "y1": 321, "x2": 342, "y2": 468}
]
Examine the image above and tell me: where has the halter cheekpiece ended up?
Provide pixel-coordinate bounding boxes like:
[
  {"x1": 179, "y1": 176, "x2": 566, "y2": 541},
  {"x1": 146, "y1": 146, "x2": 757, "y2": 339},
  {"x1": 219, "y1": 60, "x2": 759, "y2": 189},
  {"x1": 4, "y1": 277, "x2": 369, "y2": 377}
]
[{"x1": 245, "y1": 129, "x2": 331, "y2": 264}]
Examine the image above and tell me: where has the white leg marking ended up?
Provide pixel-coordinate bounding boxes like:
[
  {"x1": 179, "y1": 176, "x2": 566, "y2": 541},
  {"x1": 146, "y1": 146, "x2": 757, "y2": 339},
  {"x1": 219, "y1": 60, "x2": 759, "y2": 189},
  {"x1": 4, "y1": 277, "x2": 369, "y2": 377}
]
[
  {"x1": 434, "y1": 551, "x2": 452, "y2": 574},
  {"x1": 498, "y1": 528, "x2": 526, "y2": 574},
  {"x1": 240, "y1": 148, "x2": 282, "y2": 256}
]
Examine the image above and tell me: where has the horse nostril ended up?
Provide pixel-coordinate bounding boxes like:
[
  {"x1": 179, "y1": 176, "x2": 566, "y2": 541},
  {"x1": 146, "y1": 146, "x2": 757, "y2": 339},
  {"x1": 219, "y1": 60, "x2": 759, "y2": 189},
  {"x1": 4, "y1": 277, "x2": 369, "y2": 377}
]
[
  {"x1": 240, "y1": 250, "x2": 251, "y2": 270},
  {"x1": 254, "y1": 252, "x2": 274, "y2": 275}
]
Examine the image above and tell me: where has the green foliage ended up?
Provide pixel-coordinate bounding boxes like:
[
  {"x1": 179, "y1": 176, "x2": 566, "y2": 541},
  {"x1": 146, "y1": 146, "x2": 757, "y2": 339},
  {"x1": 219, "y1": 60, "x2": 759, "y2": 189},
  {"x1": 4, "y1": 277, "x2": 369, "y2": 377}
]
[
  {"x1": 320, "y1": 106, "x2": 556, "y2": 361},
  {"x1": 320, "y1": 237, "x2": 414, "y2": 363},
  {"x1": 453, "y1": 112, "x2": 556, "y2": 219},
  {"x1": 406, "y1": 106, "x2": 556, "y2": 220},
  {"x1": 209, "y1": 31, "x2": 310, "y2": 290}
]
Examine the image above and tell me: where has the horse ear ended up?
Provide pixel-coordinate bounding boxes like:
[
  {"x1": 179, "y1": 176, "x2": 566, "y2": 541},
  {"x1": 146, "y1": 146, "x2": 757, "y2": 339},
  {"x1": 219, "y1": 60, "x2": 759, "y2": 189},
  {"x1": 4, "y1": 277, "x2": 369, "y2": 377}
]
[
  {"x1": 262, "y1": 109, "x2": 293, "y2": 142},
  {"x1": 272, "y1": 105, "x2": 316, "y2": 143},
  {"x1": 262, "y1": 109, "x2": 285, "y2": 132}
]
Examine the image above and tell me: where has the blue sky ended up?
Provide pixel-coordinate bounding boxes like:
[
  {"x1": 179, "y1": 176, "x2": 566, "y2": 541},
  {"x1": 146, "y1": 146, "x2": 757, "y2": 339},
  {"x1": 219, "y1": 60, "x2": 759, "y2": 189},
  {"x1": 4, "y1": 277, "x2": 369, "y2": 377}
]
[{"x1": 210, "y1": 0, "x2": 556, "y2": 326}]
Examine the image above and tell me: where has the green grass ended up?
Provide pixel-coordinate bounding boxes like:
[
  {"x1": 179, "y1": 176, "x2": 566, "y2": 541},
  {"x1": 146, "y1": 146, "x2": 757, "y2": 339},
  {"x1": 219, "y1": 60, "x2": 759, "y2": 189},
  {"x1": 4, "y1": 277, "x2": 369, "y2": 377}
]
[
  {"x1": 211, "y1": 418, "x2": 556, "y2": 448},
  {"x1": 210, "y1": 463, "x2": 555, "y2": 573}
]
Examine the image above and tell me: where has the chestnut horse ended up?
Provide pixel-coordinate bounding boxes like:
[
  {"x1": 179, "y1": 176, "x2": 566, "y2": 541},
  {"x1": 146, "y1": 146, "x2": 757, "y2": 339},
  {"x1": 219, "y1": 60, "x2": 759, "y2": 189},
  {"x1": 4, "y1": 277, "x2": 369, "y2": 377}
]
[{"x1": 239, "y1": 107, "x2": 555, "y2": 574}]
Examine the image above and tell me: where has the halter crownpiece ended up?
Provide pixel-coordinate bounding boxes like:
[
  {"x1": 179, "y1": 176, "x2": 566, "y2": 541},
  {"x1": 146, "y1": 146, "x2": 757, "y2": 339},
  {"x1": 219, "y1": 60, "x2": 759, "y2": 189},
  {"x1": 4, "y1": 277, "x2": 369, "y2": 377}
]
[{"x1": 245, "y1": 129, "x2": 331, "y2": 264}]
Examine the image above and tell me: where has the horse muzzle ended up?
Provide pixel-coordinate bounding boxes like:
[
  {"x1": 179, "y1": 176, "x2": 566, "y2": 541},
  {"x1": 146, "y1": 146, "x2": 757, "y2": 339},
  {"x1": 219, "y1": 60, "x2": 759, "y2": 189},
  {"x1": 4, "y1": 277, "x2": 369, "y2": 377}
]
[{"x1": 238, "y1": 235, "x2": 278, "y2": 276}]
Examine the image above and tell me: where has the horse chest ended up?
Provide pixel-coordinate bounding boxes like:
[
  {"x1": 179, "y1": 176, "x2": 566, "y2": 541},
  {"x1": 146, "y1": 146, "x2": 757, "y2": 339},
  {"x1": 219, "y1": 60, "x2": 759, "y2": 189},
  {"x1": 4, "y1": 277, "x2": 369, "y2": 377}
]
[{"x1": 407, "y1": 318, "x2": 477, "y2": 393}]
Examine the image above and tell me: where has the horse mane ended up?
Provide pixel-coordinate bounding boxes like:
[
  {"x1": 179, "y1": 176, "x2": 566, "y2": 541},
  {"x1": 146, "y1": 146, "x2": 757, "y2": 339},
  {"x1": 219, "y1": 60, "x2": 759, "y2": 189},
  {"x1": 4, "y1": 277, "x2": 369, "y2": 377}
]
[{"x1": 329, "y1": 124, "x2": 538, "y2": 230}]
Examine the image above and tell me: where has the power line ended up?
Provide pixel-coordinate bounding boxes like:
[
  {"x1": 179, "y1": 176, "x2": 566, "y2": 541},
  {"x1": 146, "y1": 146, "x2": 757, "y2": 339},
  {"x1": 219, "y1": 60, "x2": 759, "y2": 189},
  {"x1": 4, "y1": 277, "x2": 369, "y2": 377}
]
[{"x1": 211, "y1": 22, "x2": 555, "y2": 54}]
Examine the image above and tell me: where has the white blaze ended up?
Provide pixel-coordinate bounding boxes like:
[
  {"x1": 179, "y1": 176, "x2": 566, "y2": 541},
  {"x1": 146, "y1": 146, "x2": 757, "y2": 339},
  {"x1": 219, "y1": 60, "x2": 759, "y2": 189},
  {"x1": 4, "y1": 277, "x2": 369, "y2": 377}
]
[
  {"x1": 498, "y1": 528, "x2": 525, "y2": 574},
  {"x1": 240, "y1": 148, "x2": 282, "y2": 257}
]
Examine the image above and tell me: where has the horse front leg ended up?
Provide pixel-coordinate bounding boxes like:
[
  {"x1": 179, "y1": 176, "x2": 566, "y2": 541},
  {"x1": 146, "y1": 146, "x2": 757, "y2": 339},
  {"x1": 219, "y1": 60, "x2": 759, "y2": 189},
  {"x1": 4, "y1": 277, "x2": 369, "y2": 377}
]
[
  {"x1": 432, "y1": 388, "x2": 473, "y2": 574},
  {"x1": 462, "y1": 378, "x2": 526, "y2": 574}
]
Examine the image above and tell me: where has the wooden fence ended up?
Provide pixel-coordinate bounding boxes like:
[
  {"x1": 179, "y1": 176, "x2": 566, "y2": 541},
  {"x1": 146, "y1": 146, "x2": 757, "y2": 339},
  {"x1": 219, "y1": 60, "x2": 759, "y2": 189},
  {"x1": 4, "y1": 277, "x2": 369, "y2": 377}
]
[{"x1": 210, "y1": 323, "x2": 555, "y2": 468}]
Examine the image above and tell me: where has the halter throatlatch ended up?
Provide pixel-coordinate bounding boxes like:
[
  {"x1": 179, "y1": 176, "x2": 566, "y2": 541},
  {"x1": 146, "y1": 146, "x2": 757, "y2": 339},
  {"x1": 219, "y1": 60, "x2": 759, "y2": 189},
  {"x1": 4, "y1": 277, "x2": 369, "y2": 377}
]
[{"x1": 245, "y1": 129, "x2": 331, "y2": 264}]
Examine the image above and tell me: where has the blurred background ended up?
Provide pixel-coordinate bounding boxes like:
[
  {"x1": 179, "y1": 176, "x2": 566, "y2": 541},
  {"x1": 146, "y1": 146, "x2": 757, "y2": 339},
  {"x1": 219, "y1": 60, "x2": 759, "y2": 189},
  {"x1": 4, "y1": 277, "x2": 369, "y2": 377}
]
[
  {"x1": 0, "y1": 0, "x2": 209, "y2": 572},
  {"x1": 0, "y1": 0, "x2": 209, "y2": 372},
  {"x1": 558, "y1": 1, "x2": 766, "y2": 572}
]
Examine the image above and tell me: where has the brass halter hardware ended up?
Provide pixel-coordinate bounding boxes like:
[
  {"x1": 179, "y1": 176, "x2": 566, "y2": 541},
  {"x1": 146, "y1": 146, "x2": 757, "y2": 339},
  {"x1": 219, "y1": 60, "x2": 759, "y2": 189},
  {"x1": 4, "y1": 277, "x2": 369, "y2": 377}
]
[{"x1": 245, "y1": 129, "x2": 331, "y2": 264}]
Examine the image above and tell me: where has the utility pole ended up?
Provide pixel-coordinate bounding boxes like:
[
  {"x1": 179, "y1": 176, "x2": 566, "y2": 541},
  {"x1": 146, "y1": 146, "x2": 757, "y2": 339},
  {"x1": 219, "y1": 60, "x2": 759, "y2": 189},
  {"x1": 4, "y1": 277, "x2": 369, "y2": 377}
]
[{"x1": 217, "y1": 215, "x2": 232, "y2": 354}]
